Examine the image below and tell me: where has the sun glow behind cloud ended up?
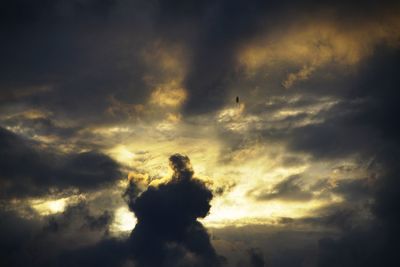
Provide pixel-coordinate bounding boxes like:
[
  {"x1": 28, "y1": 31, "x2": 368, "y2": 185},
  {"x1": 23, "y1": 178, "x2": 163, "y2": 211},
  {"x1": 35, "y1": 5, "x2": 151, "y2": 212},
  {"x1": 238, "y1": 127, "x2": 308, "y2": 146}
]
[
  {"x1": 94, "y1": 117, "x2": 351, "y2": 229},
  {"x1": 110, "y1": 206, "x2": 137, "y2": 234},
  {"x1": 32, "y1": 198, "x2": 66, "y2": 214},
  {"x1": 18, "y1": 92, "x2": 367, "y2": 231},
  {"x1": 30, "y1": 197, "x2": 74, "y2": 215}
]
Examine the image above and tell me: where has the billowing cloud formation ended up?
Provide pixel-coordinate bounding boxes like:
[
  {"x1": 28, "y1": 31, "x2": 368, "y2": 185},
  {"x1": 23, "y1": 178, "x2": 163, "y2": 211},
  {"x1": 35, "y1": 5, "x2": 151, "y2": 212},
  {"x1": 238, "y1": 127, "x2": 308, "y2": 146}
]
[{"x1": 126, "y1": 154, "x2": 222, "y2": 267}]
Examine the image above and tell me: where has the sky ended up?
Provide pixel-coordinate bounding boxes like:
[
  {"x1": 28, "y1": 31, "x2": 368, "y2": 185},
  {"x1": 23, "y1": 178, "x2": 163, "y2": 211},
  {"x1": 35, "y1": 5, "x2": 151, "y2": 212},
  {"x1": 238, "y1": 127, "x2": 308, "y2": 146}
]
[{"x1": 1, "y1": 0, "x2": 400, "y2": 266}]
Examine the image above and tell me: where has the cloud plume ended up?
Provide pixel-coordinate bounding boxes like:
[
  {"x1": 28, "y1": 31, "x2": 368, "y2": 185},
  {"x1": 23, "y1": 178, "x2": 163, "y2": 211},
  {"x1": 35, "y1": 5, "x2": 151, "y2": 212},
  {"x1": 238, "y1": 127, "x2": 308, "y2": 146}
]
[{"x1": 126, "y1": 154, "x2": 222, "y2": 267}]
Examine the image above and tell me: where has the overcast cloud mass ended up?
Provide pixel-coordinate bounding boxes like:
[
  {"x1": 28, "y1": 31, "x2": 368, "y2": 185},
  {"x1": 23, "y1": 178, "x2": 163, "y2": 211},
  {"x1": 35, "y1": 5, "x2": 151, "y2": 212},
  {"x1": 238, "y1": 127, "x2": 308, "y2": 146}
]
[{"x1": 1, "y1": 0, "x2": 400, "y2": 266}]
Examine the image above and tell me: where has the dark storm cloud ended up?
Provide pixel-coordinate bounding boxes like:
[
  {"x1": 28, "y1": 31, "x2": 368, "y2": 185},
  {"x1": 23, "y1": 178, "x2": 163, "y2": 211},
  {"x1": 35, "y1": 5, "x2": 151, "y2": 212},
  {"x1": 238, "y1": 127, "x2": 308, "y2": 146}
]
[
  {"x1": 272, "y1": 47, "x2": 400, "y2": 161},
  {"x1": 286, "y1": 120, "x2": 374, "y2": 159},
  {"x1": 0, "y1": 0, "x2": 151, "y2": 125},
  {"x1": 317, "y1": 169, "x2": 400, "y2": 266},
  {"x1": 0, "y1": 127, "x2": 122, "y2": 199},
  {"x1": 126, "y1": 154, "x2": 222, "y2": 267},
  {"x1": 314, "y1": 49, "x2": 400, "y2": 266}
]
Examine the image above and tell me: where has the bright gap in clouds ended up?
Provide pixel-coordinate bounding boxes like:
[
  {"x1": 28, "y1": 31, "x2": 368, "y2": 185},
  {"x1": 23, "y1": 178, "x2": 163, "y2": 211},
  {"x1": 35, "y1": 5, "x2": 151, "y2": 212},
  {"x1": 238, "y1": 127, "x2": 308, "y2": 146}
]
[
  {"x1": 30, "y1": 195, "x2": 84, "y2": 216},
  {"x1": 110, "y1": 206, "x2": 137, "y2": 234},
  {"x1": 31, "y1": 198, "x2": 69, "y2": 215}
]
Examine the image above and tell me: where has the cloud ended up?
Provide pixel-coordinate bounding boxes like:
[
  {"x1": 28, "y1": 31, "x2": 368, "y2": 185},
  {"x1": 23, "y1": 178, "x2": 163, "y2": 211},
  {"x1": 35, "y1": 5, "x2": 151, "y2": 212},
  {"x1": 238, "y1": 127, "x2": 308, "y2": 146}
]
[
  {"x1": 44, "y1": 201, "x2": 113, "y2": 234},
  {"x1": 1, "y1": 1, "x2": 400, "y2": 267},
  {"x1": 239, "y1": 2, "x2": 400, "y2": 88},
  {"x1": 249, "y1": 175, "x2": 313, "y2": 202},
  {"x1": 59, "y1": 238, "x2": 130, "y2": 267},
  {"x1": 333, "y1": 179, "x2": 372, "y2": 202},
  {"x1": 34, "y1": 154, "x2": 224, "y2": 267},
  {"x1": 7, "y1": 154, "x2": 224, "y2": 267},
  {"x1": 1, "y1": 0, "x2": 399, "y2": 124},
  {"x1": 315, "y1": 49, "x2": 400, "y2": 267},
  {"x1": 0, "y1": 199, "x2": 118, "y2": 267},
  {"x1": 126, "y1": 154, "x2": 222, "y2": 267},
  {"x1": 0, "y1": 0, "x2": 152, "y2": 125},
  {"x1": 0, "y1": 127, "x2": 122, "y2": 199},
  {"x1": 0, "y1": 209, "x2": 42, "y2": 267},
  {"x1": 248, "y1": 248, "x2": 265, "y2": 267}
]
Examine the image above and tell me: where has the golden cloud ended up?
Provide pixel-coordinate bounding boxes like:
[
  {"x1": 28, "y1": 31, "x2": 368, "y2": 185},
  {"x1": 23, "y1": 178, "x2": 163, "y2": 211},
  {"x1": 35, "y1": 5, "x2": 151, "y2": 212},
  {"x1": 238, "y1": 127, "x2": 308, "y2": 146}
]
[
  {"x1": 142, "y1": 40, "x2": 189, "y2": 108},
  {"x1": 239, "y1": 13, "x2": 400, "y2": 88},
  {"x1": 150, "y1": 81, "x2": 187, "y2": 108}
]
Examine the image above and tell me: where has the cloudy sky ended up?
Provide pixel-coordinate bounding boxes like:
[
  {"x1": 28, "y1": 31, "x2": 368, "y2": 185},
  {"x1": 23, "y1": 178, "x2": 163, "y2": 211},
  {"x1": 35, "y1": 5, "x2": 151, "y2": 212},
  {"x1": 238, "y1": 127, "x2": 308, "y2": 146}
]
[{"x1": 1, "y1": 1, "x2": 400, "y2": 266}]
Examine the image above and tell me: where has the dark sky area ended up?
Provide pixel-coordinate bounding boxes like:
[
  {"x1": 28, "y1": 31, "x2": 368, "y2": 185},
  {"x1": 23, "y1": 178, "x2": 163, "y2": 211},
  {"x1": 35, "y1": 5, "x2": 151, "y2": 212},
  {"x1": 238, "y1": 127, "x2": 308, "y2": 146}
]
[{"x1": 1, "y1": 0, "x2": 400, "y2": 266}]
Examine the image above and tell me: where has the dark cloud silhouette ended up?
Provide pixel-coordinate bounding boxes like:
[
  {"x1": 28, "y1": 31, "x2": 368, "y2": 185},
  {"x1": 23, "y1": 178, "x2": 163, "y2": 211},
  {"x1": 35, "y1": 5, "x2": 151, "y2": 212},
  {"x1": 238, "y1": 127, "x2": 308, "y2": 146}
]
[
  {"x1": 0, "y1": 127, "x2": 122, "y2": 199},
  {"x1": 126, "y1": 154, "x2": 222, "y2": 267}
]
